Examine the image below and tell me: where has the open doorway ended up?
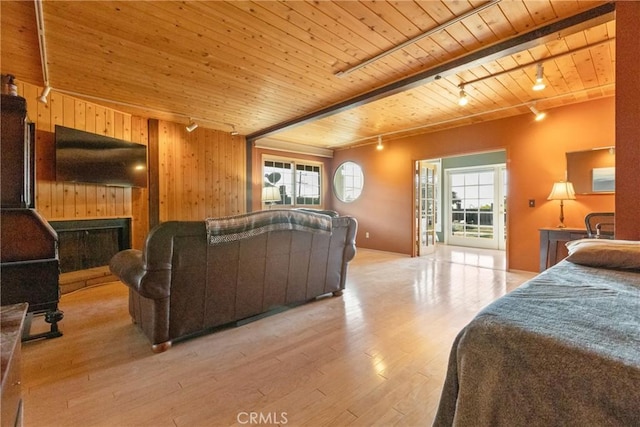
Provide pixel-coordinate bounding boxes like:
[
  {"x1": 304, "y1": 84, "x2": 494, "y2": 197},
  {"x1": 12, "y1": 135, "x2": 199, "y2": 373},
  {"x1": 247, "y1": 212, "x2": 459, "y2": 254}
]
[{"x1": 414, "y1": 151, "x2": 507, "y2": 256}]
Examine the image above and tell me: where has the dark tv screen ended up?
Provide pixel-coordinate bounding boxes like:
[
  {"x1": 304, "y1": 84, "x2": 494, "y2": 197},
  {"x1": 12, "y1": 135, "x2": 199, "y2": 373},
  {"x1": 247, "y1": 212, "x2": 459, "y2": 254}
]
[{"x1": 55, "y1": 125, "x2": 147, "y2": 188}]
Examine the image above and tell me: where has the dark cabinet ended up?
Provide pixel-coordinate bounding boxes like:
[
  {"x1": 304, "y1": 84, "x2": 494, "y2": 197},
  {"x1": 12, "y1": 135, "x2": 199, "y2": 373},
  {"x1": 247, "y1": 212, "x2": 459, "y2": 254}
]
[
  {"x1": 0, "y1": 95, "x2": 63, "y2": 340},
  {"x1": 1, "y1": 95, "x2": 35, "y2": 209}
]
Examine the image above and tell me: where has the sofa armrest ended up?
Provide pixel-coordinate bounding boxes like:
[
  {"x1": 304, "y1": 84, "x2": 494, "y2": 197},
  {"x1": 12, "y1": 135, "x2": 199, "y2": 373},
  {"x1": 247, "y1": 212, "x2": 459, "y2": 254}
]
[
  {"x1": 109, "y1": 249, "x2": 171, "y2": 299},
  {"x1": 335, "y1": 216, "x2": 357, "y2": 262}
]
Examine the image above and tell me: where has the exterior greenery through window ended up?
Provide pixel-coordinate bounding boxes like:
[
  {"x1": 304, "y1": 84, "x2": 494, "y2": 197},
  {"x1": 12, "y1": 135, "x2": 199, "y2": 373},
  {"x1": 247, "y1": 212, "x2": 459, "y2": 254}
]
[{"x1": 263, "y1": 159, "x2": 321, "y2": 206}]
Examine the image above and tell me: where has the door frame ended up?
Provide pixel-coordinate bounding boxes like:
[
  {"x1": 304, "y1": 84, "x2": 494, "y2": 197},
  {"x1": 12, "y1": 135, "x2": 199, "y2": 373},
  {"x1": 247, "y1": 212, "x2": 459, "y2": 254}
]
[{"x1": 414, "y1": 160, "x2": 439, "y2": 256}]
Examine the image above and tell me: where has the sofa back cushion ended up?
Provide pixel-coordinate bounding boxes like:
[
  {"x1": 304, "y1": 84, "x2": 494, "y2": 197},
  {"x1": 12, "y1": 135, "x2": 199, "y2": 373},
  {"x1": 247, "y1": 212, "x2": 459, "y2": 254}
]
[{"x1": 143, "y1": 215, "x2": 356, "y2": 340}]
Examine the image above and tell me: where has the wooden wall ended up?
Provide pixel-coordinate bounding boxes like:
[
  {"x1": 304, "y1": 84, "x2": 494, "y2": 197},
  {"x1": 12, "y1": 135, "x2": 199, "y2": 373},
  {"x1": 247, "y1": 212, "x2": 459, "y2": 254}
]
[
  {"x1": 17, "y1": 81, "x2": 149, "y2": 249},
  {"x1": 156, "y1": 120, "x2": 246, "y2": 222},
  {"x1": 16, "y1": 81, "x2": 246, "y2": 250}
]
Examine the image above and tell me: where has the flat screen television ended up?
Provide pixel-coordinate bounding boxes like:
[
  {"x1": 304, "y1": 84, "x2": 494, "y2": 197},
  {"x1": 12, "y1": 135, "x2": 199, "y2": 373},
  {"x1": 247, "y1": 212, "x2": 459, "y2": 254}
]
[{"x1": 55, "y1": 125, "x2": 148, "y2": 188}]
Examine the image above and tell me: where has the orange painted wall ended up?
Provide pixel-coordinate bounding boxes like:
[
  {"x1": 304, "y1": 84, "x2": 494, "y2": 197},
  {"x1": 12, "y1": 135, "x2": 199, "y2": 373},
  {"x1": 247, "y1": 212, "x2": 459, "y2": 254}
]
[
  {"x1": 615, "y1": 1, "x2": 640, "y2": 241},
  {"x1": 332, "y1": 97, "x2": 616, "y2": 272}
]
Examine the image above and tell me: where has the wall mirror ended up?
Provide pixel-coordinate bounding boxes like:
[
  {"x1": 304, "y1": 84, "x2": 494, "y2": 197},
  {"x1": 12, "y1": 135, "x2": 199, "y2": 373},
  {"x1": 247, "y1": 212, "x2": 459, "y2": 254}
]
[
  {"x1": 333, "y1": 161, "x2": 364, "y2": 203},
  {"x1": 566, "y1": 147, "x2": 615, "y2": 194}
]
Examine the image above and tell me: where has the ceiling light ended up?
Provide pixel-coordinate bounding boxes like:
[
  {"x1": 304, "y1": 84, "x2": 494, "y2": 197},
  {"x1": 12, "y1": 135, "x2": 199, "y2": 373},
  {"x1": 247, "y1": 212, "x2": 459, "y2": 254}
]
[
  {"x1": 376, "y1": 135, "x2": 384, "y2": 151},
  {"x1": 229, "y1": 124, "x2": 238, "y2": 136},
  {"x1": 186, "y1": 120, "x2": 198, "y2": 132},
  {"x1": 529, "y1": 105, "x2": 546, "y2": 121},
  {"x1": 532, "y1": 63, "x2": 546, "y2": 91},
  {"x1": 458, "y1": 86, "x2": 468, "y2": 106},
  {"x1": 37, "y1": 85, "x2": 51, "y2": 104}
]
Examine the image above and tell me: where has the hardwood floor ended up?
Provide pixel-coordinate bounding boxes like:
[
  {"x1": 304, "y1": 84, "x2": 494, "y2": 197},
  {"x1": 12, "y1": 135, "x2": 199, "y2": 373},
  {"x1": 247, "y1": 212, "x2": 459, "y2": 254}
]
[{"x1": 21, "y1": 246, "x2": 536, "y2": 427}]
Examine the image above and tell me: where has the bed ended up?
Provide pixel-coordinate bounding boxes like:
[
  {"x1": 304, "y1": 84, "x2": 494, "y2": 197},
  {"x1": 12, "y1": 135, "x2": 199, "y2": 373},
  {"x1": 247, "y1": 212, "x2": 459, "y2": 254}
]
[{"x1": 433, "y1": 239, "x2": 640, "y2": 426}]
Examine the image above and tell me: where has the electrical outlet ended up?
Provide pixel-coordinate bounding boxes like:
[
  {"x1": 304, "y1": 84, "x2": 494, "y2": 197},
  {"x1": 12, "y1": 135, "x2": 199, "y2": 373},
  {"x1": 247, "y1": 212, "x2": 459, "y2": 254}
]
[
  {"x1": 365, "y1": 232, "x2": 370, "y2": 238},
  {"x1": 529, "y1": 199, "x2": 535, "y2": 207}
]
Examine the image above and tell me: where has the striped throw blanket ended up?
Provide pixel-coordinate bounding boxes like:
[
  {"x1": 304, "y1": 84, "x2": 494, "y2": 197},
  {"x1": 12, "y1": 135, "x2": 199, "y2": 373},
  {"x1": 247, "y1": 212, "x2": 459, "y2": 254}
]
[{"x1": 205, "y1": 209, "x2": 332, "y2": 245}]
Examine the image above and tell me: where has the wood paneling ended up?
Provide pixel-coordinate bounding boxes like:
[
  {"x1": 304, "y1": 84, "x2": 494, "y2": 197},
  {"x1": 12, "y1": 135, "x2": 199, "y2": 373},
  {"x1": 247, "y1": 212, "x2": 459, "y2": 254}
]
[
  {"x1": 16, "y1": 81, "x2": 246, "y2": 246},
  {"x1": 1, "y1": 1, "x2": 614, "y2": 149},
  {"x1": 157, "y1": 121, "x2": 246, "y2": 221},
  {"x1": 130, "y1": 116, "x2": 149, "y2": 249},
  {"x1": 16, "y1": 81, "x2": 149, "y2": 248}
]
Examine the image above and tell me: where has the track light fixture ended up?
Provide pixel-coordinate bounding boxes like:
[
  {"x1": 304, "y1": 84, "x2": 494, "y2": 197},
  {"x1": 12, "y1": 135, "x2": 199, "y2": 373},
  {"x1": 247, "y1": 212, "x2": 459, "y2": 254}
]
[
  {"x1": 532, "y1": 63, "x2": 546, "y2": 91},
  {"x1": 186, "y1": 120, "x2": 198, "y2": 132},
  {"x1": 458, "y1": 85, "x2": 468, "y2": 106},
  {"x1": 529, "y1": 105, "x2": 546, "y2": 121},
  {"x1": 376, "y1": 135, "x2": 384, "y2": 151},
  {"x1": 37, "y1": 85, "x2": 51, "y2": 104}
]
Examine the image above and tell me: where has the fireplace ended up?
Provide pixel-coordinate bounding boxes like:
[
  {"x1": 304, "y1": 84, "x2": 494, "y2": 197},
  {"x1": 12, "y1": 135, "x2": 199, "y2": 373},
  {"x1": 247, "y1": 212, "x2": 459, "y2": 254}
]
[{"x1": 48, "y1": 218, "x2": 131, "y2": 273}]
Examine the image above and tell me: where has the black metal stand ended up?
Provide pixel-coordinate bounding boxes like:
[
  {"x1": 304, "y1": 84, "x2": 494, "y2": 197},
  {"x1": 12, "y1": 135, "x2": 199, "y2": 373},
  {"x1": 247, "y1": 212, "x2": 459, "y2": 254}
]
[{"x1": 21, "y1": 309, "x2": 64, "y2": 342}]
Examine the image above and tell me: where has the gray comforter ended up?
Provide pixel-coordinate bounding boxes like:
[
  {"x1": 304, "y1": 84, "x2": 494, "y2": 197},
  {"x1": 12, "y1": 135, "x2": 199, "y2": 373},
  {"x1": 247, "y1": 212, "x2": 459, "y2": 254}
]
[{"x1": 433, "y1": 260, "x2": 640, "y2": 426}]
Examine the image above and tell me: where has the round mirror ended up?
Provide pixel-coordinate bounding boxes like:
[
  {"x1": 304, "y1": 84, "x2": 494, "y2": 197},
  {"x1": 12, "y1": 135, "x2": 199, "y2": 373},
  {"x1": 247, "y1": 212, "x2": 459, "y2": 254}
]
[{"x1": 333, "y1": 161, "x2": 364, "y2": 203}]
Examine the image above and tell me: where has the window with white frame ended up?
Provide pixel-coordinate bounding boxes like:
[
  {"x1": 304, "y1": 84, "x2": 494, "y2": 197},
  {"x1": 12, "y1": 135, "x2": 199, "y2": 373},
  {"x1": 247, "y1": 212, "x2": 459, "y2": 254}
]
[
  {"x1": 333, "y1": 161, "x2": 364, "y2": 203},
  {"x1": 263, "y1": 158, "x2": 321, "y2": 207}
]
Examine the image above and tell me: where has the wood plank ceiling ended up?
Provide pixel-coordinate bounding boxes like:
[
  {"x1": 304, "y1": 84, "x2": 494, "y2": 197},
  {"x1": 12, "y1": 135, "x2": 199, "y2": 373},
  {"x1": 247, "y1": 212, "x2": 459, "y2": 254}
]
[{"x1": 1, "y1": 1, "x2": 615, "y2": 151}]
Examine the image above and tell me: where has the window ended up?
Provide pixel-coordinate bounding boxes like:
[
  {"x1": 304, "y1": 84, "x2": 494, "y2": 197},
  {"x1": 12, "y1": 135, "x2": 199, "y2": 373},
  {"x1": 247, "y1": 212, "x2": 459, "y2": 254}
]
[
  {"x1": 333, "y1": 161, "x2": 364, "y2": 203},
  {"x1": 295, "y1": 164, "x2": 321, "y2": 205},
  {"x1": 263, "y1": 158, "x2": 321, "y2": 206}
]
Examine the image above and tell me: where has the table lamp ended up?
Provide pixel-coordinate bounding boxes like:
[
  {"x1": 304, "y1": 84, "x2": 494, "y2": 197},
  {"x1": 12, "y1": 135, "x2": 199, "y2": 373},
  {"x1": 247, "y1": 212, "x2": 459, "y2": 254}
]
[
  {"x1": 547, "y1": 181, "x2": 576, "y2": 228},
  {"x1": 262, "y1": 186, "x2": 281, "y2": 209}
]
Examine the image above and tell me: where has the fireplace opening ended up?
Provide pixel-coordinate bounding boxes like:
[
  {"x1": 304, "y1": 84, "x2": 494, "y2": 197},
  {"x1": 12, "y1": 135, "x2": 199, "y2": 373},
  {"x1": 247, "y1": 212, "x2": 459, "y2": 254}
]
[{"x1": 49, "y1": 218, "x2": 131, "y2": 273}]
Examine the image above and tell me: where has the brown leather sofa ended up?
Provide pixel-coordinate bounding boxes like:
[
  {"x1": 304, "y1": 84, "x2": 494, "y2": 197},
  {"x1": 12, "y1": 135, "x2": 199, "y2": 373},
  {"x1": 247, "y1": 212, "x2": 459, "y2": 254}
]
[{"x1": 109, "y1": 210, "x2": 357, "y2": 352}]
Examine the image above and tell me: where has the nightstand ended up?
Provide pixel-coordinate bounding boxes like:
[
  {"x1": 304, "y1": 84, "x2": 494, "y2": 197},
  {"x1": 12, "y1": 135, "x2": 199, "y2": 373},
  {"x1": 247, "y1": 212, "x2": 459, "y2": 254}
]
[{"x1": 539, "y1": 228, "x2": 588, "y2": 271}]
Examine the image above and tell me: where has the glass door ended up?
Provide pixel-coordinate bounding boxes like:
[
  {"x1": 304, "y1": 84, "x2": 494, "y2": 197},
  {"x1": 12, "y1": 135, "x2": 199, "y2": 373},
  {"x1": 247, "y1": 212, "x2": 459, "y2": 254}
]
[
  {"x1": 415, "y1": 160, "x2": 438, "y2": 256},
  {"x1": 446, "y1": 165, "x2": 506, "y2": 250}
]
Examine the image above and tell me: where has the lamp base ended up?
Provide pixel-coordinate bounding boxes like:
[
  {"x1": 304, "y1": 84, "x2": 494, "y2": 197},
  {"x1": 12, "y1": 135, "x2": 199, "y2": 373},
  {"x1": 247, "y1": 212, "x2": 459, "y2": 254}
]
[{"x1": 557, "y1": 201, "x2": 566, "y2": 229}]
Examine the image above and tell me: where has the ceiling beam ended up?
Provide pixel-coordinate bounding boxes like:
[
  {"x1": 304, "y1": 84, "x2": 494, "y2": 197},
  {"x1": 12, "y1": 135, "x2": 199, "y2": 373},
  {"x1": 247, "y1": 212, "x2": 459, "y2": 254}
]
[
  {"x1": 335, "y1": 0, "x2": 501, "y2": 77},
  {"x1": 247, "y1": 2, "x2": 615, "y2": 143}
]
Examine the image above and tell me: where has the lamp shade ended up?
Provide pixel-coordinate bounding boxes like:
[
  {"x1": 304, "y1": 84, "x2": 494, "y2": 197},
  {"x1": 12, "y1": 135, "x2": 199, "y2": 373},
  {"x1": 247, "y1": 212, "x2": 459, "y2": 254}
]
[
  {"x1": 262, "y1": 186, "x2": 281, "y2": 203},
  {"x1": 547, "y1": 181, "x2": 576, "y2": 201}
]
